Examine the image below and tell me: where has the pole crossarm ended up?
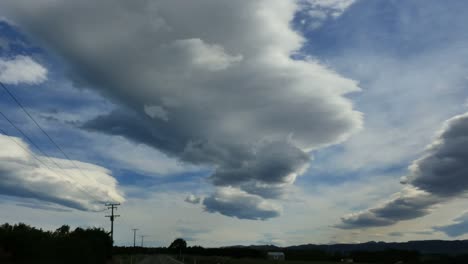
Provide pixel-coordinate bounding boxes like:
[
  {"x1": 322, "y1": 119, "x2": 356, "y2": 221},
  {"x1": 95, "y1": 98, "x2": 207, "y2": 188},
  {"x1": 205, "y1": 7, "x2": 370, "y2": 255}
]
[{"x1": 105, "y1": 203, "x2": 121, "y2": 245}]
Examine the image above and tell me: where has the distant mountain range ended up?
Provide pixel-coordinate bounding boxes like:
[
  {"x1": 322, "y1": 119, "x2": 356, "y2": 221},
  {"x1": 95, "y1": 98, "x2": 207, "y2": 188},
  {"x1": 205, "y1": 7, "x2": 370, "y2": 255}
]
[{"x1": 232, "y1": 240, "x2": 468, "y2": 255}]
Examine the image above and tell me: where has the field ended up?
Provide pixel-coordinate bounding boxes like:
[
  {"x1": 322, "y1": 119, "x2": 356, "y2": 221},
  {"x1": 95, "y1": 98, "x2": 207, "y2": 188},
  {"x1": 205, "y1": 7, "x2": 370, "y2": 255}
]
[
  {"x1": 115, "y1": 255, "x2": 355, "y2": 264},
  {"x1": 181, "y1": 255, "x2": 348, "y2": 264}
]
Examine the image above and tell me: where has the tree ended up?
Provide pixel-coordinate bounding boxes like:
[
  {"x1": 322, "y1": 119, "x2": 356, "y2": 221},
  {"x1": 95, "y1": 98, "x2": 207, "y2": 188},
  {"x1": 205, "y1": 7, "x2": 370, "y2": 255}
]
[
  {"x1": 169, "y1": 238, "x2": 187, "y2": 250},
  {"x1": 55, "y1": 225, "x2": 70, "y2": 236}
]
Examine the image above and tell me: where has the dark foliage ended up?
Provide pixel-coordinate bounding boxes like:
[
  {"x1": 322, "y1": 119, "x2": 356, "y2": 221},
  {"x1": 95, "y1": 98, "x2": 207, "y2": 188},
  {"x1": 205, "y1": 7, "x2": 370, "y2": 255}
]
[
  {"x1": 169, "y1": 238, "x2": 187, "y2": 250},
  {"x1": 0, "y1": 222, "x2": 112, "y2": 264}
]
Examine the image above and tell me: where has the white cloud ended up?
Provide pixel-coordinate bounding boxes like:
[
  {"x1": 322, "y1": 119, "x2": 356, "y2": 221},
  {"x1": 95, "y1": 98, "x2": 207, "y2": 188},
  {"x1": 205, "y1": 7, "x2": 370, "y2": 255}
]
[
  {"x1": 306, "y1": 0, "x2": 356, "y2": 15},
  {"x1": 185, "y1": 194, "x2": 201, "y2": 204},
  {"x1": 0, "y1": 55, "x2": 47, "y2": 84},
  {"x1": 171, "y1": 38, "x2": 243, "y2": 71},
  {"x1": 0, "y1": 133, "x2": 124, "y2": 210},
  {"x1": 300, "y1": 0, "x2": 356, "y2": 30}
]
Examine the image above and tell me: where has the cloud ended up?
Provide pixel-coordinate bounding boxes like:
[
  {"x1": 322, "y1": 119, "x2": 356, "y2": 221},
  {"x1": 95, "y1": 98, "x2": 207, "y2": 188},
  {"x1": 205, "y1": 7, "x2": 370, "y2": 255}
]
[
  {"x1": 0, "y1": 37, "x2": 9, "y2": 51},
  {"x1": 0, "y1": 133, "x2": 124, "y2": 211},
  {"x1": 304, "y1": 0, "x2": 356, "y2": 17},
  {"x1": 15, "y1": 202, "x2": 72, "y2": 212},
  {"x1": 203, "y1": 187, "x2": 281, "y2": 220},
  {"x1": 170, "y1": 38, "x2": 243, "y2": 71},
  {"x1": 209, "y1": 140, "x2": 310, "y2": 199},
  {"x1": 144, "y1": 105, "x2": 169, "y2": 121},
  {"x1": 338, "y1": 113, "x2": 468, "y2": 229},
  {"x1": 406, "y1": 113, "x2": 468, "y2": 196},
  {"x1": 434, "y1": 212, "x2": 468, "y2": 237},
  {"x1": 1, "y1": 0, "x2": 362, "y2": 219},
  {"x1": 185, "y1": 194, "x2": 201, "y2": 204},
  {"x1": 388, "y1": 231, "x2": 403, "y2": 237},
  {"x1": 92, "y1": 134, "x2": 202, "y2": 177},
  {"x1": 298, "y1": 0, "x2": 356, "y2": 30},
  {"x1": 0, "y1": 55, "x2": 47, "y2": 84}
]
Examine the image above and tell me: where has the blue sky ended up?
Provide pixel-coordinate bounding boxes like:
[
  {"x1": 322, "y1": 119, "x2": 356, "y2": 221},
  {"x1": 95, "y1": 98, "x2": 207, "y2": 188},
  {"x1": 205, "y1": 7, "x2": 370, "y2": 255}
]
[{"x1": 0, "y1": 0, "x2": 468, "y2": 247}]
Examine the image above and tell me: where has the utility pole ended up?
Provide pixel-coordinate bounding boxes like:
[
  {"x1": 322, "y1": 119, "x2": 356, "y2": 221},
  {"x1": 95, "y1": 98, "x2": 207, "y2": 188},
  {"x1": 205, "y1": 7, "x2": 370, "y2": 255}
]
[
  {"x1": 132, "y1": 228, "x2": 139, "y2": 247},
  {"x1": 131, "y1": 228, "x2": 138, "y2": 264},
  {"x1": 140, "y1": 235, "x2": 147, "y2": 247},
  {"x1": 105, "y1": 203, "x2": 120, "y2": 245}
]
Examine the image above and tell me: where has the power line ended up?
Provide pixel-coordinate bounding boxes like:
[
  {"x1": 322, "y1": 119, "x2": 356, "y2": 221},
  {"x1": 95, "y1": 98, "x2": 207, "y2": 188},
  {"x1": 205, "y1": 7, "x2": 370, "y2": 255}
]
[
  {"x1": 0, "y1": 127, "x2": 63, "y2": 177},
  {"x1": 0, "y1": 81, "x2": 117, "y2": 202},
  {"x1": 0, "y1": 110, "x2": 104, "y2": 203},
  {"x1": 0, "y1": 127, "x2": 109, "y2": 211},
  {"x1": 0, "y1": 88, "x2": 107, "y2": 202},
  {"x1": 0, "y1": 119, "x2": 105, "y2": 204}
]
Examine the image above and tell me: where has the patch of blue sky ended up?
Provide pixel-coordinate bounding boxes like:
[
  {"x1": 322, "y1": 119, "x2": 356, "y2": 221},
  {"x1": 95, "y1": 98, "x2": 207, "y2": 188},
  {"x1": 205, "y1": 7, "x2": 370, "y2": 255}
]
[
  {"x1": 0, "y1": 20, "x2": 110, "y2": 110},
  {"x1": 0, "y1": 21, "x2": 41, "y2": 55},
  {"x1": 295, "y1": 0, "x2": 468, "y2": 60},
  {"x1": 292, "y1": 1, "x2": 468, "y2": 187},
  {"x1": 298, "y1": 162, "x2": 407, "y2": 189}
]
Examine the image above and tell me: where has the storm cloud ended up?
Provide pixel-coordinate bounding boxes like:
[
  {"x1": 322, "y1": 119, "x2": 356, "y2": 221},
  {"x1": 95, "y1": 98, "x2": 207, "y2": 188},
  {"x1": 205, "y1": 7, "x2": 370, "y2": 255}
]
[
  {"x1": 0, "y1": 0, "x2": 362, "y2": 219},
  {"x1": 339, "y1": 113, "x2": 468, "y2": 228}
]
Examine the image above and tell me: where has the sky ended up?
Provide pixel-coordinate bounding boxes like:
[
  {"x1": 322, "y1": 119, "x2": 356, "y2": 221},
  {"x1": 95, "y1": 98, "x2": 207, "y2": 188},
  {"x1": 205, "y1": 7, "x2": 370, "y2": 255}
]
[{"x1": 0, "y1": 0, "x2": 467, "y2": 247}]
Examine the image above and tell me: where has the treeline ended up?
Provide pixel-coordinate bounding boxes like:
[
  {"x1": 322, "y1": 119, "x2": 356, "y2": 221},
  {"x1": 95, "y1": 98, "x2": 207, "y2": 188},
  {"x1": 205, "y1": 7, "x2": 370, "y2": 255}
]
[
  {"x1": 0, "y1": 223, "x2": 112, "y2": 264},
  {"x1": 114, "y1": 245, "x2": 263, "y2": 258}
]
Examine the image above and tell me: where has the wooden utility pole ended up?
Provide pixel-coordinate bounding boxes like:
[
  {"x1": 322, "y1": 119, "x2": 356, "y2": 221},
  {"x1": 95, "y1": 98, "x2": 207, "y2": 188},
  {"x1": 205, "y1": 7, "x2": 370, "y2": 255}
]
[
  {"x1": 132, "y1": 228, "x2": 139, "y2": 247},
  {"x1": 140, "y1": 235, "x2": 148, "y2": 247},
  {"x1": 105, "y1": 203, "x2": 120, "y2": 245}
]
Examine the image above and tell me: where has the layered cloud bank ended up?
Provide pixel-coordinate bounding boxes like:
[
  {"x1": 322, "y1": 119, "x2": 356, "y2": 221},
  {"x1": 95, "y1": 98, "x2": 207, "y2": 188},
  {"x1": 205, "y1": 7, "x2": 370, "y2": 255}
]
[
  {"x1": 339, "y1": 113, "x2": 468, "y2": 229},
  {"x1": 0, "y1": 134, "x2": 124, "y2": 211},
  {"x1": 0, "y1": 0, "x2": 362, "y2": 219}
]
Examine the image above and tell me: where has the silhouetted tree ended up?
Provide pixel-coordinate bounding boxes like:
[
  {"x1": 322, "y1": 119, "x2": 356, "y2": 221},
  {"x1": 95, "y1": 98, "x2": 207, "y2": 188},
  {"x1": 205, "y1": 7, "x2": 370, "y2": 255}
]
[{"x1": 169, "y1": 238, "x2": 187, "y2": 250}]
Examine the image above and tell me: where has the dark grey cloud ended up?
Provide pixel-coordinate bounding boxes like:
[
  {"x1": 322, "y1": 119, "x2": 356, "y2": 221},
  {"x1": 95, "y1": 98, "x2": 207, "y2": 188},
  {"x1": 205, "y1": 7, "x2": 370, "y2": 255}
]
[
  {"x1": 388, "y1": 232, "x2": 404, "y2": 237},
  {"x1": 407, "y1": 113, "x2": 468, "y2": 196},
  {"x1": 434, "y1": 212, "x2": 468, "y2": 237},
  {"x1": 0, "y1": 0, "x2": 362, "y2": 219},
  {"x1": 203, "y1": 188, "x2": 281, "y2": 220},
  {"x1": 370, "y1": 193, "x2": 440, "y2": 221},
  {"x1": 339, "y1": 113, "x2": 468, "y2": 229},
  {"x1": 16, "y1": 202, "x2": 73, "y2": 212}
]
